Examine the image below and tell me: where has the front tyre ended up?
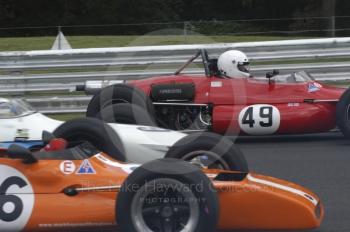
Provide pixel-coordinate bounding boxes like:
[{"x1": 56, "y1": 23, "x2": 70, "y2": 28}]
[
  {"x1": 86, "y1": 84, "x2": 155, "y2": 119},
  {"x1": 336, "y1": 88, "x2": 350, "y2": 138},
  {"x1": 95, "y1": 103, "x2": 157, "y2": 126},
  {"x1": 116, "y1": 158, "x2": 219, "y2": 232},
  {"x1": 165, "y1": 132, "x2": 248, "y2": 172},
  {"x1": 53, "y1": 118, "x2": 126, "y2": 161}
]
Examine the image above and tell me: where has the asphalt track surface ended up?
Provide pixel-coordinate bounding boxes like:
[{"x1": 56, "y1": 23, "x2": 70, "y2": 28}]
[{"x1": 231, "y1": 131, "x2": 350, "y2": 232}]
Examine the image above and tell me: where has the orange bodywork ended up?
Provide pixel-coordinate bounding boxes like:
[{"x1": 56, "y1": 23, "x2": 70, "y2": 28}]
[{"x1": 0, "y1": 152, "x2": 323, "y2": 231}]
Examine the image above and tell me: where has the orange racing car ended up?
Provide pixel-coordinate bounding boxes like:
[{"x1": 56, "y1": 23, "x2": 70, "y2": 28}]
[{"x1": 0, "y1": 132, "x2": 323, "y2": 231}]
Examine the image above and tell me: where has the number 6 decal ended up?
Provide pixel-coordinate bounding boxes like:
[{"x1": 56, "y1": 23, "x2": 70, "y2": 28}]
[
  {"x1": 0, "y1": 165, "x2": 34, "y2": 232},
  {"x1": 239, "y1": 104, "x2": 280, "y2": 135},
  {"x1": 0, "y1": 177, "x2": 27, "y2": 222}
]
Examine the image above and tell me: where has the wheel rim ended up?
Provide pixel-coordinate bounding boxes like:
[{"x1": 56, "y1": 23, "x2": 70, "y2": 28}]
[
  {"x1": 181, "y1": 150, "x2": 230, "y2": 170},
  {"x1": 131, "y1": 178, "x2": 200, "y2": 232}
]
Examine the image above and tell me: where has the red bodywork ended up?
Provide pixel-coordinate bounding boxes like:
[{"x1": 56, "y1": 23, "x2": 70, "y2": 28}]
[{"x1": 130, "y1": 74, "x2": 345, "y2": 135}]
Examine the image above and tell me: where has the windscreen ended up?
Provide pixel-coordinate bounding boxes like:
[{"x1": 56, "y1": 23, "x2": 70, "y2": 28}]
[
  {"x1": 0, "y1": 99, "x2": 36, "y2": 119},
  {"x1": 273, "y1": 71, "x2": 315, "y2": 83}
]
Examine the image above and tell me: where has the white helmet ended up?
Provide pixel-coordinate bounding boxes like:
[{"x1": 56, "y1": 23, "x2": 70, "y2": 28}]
[{"x1": 217, "y1": 50, "x2": 250, "y2": 78}]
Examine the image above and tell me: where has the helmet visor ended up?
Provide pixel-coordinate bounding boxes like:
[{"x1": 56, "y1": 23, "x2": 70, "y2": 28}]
[{"x1": 237, "y1": 62, "x2": 250, "y2": 73}]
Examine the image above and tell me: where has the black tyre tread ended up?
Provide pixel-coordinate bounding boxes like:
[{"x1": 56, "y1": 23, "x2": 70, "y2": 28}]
[
  {"x1": 95, "y1": 103, "x2": 157, "y2": 126},
  {"x1": 53, "y1": 118, "x2": 125, "y2": 161},
  {"x1": 165, "y1": 132, "x2": 248, "y2": 172},
  {"x1": 336, "y1": 87, "x2": 350, "y2": 138},
  {"x1": 116, "y1": 158, "x2": 219, "y2": 232},
  {"x1": 86, "y1": 84, "x2": 154, "y2": 118}
]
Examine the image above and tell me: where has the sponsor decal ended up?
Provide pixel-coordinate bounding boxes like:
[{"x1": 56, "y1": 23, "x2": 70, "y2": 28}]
[
  {"x1": 14, "y1": 129, "x2": 29, "y2": 141},
  {"x1": 39, "y1": 222, "x2": 116, "y2": 228},
  {"x1": 308, "y1": 82, "x2": 322, "y2": 92},
  {"x1": 287, "y1": 103, "x2": 300, "y2": 107},
  {"x1": 0, "y1": 165, "x2": 34, "y2": 232},
  {"x1": 76, "y1": 160, "x2": 96, "y2": 174},
  {"x1": 210, "y1": 81, "x2": 222, "y2": 88},
  {"x1": 159, "y1": 89, "x2": 182, "y2": 94},
  {"x1": 59, "y1": 161, "x2": 76, "y2": 175},
  {"x1": 238, "y1": 104, "x2": 281, "y2": 135}
]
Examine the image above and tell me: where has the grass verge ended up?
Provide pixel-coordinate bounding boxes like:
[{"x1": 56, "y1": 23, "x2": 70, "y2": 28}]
[
  {"x1": 46, "y1": 113, "x2": 84, "y2": 121},
  {"x1": 0, "y1": 35, "x2": 314, "y2": 51}
]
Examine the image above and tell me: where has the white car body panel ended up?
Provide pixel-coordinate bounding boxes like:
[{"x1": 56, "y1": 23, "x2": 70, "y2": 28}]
[
  {"x1": 0, "y1": 106, "x2": 187, "y2": 163},
  {"x1": 108, "y1": 124, "x2": 186, "y2": 163},
  {"x1": 0, "y1": 113, "x2": 62, "y2": 142}
]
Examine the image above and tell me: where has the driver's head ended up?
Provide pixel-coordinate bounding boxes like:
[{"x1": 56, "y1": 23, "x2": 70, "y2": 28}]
[{"x1": 217, "y1": 50, "x2": 250, "y2": 78}]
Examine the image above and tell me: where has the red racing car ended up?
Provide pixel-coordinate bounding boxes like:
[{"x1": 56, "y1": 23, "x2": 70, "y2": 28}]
[{"x1": 79, "y1": 49, "x2": 350, "y2": 137}]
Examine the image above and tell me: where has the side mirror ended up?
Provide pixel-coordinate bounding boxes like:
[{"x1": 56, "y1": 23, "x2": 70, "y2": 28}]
[
  {"x1": 272, "y1": 69, "x2": 279, "y2": 76},
  {"x1": 266, "y1": 69, "x2": 280, "y2": 84},
  {"x1": 7, "y1": 144, "x2": 37, "y2": 164},
  {"x1": 266, "y1": 72, "x2": 273, "y2": 79},
  {"x1": 42, "y1": 130, "x2": 55, "y2": 145}
]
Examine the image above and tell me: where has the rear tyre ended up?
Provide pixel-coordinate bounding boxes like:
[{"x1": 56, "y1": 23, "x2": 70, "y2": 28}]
[
  {"x1": 95, "y1": 103, "x2": 157, "y2": 126},
  {"x1": 86, "y1": 84, "x2": 155, "y2": 120},
  {"x1": 53, "y1": 118, "x2": 125, "y2": 161},
  {"x1": 116, "y1": 158, "x2": 219, "y2": 232},
  {"x1": 165, "y1": 132, "x2": 248, "y2": 172},
  {"x1": 336, "y1": 88, "x2": 350, "y2": 138}
]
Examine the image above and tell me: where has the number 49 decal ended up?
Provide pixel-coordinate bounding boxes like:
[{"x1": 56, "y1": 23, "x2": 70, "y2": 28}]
[{"x1": 238, "y1": 104, "x2": 281, "y2": 135}]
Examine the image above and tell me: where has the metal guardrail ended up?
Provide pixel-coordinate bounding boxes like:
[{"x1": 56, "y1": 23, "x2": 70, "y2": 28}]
[
  {"x1": 1, "y1": 37, "x2": 350, "y2": 113},
  {"x1": 26, "y1": 96, "x2": 90, "y2": 114}
]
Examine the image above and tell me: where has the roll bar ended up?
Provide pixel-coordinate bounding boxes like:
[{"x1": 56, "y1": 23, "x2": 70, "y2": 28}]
[{"x1": 174, "y1": 49, "x2": 211, "y2": 77}]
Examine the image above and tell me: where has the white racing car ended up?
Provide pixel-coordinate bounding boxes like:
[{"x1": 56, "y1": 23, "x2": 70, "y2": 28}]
[{"x1": 0, "y1": 98, "x2": 248, "y2": 171}]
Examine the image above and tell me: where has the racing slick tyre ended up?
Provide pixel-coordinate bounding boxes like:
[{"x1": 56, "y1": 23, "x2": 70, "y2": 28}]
[
  {"x1": 116, "y1": 158, "x2": 219, "y2": 232},
  {"x1": 336, "y1": 87, "x2": 350, "y2": 138},
  {"x1": 86, "y1": 84, "x2": 155, "y2": 121},
  {"x1": 95, "y1": 103, "x2": 157, "y2": 126},
  {"x1": 53, "y1": 118, "x2": 126, "y2": 161},
  {"x1": 165, "y1": 132, "x2": 248, "y2": 172}
]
